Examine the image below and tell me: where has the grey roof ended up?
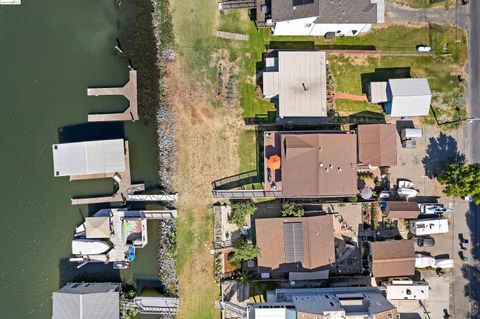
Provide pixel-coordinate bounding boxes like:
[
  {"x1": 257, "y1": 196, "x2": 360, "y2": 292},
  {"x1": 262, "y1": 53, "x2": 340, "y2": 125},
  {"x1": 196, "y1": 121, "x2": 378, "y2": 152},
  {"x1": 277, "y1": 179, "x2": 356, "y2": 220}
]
[
  {"x1": 284, "y1": 222, "x2": 305, "y2": 263},
  {"x1": 263, "y1": 51, "x2": 327, "y2": 118},
  {"x1": 52, "y1": 139, "x2": 126, "y2": 177},
  {"x1": 387, "y1": 78, "x2": 432, "y2": 117},
  {"x1": 273, "y1": 287, "x2": 397, "y2": 315},
  {"x1": 52, "y1": 283, "x2": 121, "y2": 319},
  {"x1": 271, "y1": 0, "x2": 380, "y2": 23}
]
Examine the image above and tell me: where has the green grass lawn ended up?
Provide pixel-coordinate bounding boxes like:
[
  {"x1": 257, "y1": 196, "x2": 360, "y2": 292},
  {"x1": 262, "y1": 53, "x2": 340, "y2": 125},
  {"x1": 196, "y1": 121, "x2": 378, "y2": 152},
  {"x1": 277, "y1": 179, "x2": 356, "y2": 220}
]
[
  {"x1": 335, "y1": 99, "x2": 383, "y2": 116},
  {"x1": 217, "y1": 11, "x2": 275, "y2": 118},
  {"x1": 271, "y1": 25, "x2": 466, "y2": 58},
  {"x1": 238, "y1": 130, "x2": 257, "y2": 173}
]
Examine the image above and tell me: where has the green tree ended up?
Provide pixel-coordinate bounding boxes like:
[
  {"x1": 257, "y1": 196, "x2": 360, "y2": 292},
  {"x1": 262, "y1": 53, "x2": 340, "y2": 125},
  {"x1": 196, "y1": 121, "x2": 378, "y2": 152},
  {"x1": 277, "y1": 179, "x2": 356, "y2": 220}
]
[
  {"x1": 120, "y1": 286, "x2": 138, "y2": 319},
  {"x1": 281, "y1": 201, "x2": 304, "y2": 217},
  {"x1": 232, "y1": 238, "x2": 260, "y2": 262},
  {"x1": 438, "y1": 162, "x2": 480, "y2": 204},
  {"x1": 230, "y1": 201, "x2": 257, "y2": 227}
]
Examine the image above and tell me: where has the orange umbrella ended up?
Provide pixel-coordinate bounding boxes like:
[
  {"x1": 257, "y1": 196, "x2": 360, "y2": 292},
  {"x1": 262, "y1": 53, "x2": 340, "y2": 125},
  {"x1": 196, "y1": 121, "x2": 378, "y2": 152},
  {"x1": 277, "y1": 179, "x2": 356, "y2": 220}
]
[{"x1": 267, "y1": 155, "x2": 281, "y2": 170}]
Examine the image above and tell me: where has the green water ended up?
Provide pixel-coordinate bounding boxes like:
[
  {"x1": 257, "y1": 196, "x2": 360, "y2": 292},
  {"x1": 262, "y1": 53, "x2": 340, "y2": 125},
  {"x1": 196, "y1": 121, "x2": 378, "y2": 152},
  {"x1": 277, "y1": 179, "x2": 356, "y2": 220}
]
[{"x1": 0, "y1": 1, "x2": 160, "y2": 318}]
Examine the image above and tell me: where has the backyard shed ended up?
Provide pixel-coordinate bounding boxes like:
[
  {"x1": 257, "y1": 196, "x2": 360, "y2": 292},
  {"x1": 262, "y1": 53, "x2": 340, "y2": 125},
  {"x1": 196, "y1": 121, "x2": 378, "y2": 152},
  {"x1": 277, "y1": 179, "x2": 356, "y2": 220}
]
[
  {"x1": 52, "y1": 139, "x2": 126, "y2": 177},
  {"x1": 263, "y1": 51, "x2": 327, "y2": 118},
  {"x1": 385, "y1": 78, "x2": 432, "y2": 117}
]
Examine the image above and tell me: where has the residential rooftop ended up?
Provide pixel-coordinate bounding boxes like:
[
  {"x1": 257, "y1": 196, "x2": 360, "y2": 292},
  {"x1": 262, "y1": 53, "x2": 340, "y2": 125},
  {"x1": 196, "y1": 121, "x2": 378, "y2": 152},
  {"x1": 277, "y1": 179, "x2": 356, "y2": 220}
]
[
  {"x1": 264, "y1": 131, "x2": 358, "y2": 197},
  {"x1": 369, "y1": 240, "x2": 415, "y2": 278},
  {"x1": 255, "y1": 215, "x2": 335, "y2": 276},
  {"x1": 269, "y1": 0, "x2": 381, "y2": 23},
  {"x1": 357, "y1": 124, "x2": 397, "y2": 167},
  {"x1": 263, "y1": 51, "x2": 327, "y2": 118},
  {"x1": 384, "y1": 201, "x2": 420, "y2": 219}
]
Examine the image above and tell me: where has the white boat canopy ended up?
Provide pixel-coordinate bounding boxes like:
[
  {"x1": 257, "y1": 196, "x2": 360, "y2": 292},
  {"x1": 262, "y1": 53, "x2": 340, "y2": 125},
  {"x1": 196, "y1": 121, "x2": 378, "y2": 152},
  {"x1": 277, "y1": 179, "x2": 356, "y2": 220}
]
[{"x1": 52, "y1": 139, "x2": 126, "y2": 177}]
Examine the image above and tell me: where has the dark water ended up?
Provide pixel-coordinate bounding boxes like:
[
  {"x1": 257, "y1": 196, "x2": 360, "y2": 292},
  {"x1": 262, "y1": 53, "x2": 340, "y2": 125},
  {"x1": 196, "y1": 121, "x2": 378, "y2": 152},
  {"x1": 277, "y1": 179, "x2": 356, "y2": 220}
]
[{"x1": 0, "y1": 1, "x2": 159, "y2": 317}]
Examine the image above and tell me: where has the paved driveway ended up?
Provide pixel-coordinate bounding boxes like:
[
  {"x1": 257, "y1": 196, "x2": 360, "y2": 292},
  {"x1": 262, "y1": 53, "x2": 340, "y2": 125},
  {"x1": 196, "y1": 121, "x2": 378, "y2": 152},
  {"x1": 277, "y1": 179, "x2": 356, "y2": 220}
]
[{"x1": 385, "y1": 0, "x2": 467, "y2": 27}]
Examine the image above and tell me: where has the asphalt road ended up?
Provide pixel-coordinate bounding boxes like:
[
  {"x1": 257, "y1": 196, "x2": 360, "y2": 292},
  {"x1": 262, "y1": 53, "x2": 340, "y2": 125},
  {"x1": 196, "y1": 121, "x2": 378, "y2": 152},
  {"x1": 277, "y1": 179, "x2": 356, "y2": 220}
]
[
  {"x1": 465, "y1": 2, "x2": 480, "y2": 317},
  {"x1": 469, "y1": 0, "x2": 480, "y2": 162}
]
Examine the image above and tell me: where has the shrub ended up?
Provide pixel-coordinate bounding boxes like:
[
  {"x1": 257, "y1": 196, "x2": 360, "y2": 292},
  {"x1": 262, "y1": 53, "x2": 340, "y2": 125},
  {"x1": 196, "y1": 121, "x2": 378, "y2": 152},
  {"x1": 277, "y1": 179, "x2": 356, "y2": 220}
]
[
  {"x1": 347, "y1": 195, "x2": 358, "y2": 203},
  {"x1": 230, "y1": 201, "x2": 257, "y2": 227},
  {"x1": 281, "y1": 202, "x2": 305, "y2": 217},
  {"x1": 232, "y1": 238, "x2": 260, "y2": 262}
]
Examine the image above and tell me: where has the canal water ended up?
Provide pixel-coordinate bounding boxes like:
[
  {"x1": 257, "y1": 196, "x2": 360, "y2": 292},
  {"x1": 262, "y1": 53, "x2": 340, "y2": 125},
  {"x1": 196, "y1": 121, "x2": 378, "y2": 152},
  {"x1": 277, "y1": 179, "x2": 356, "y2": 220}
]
[{"x1": 0, "y1": 1, "x2": 160, "y2": 318}]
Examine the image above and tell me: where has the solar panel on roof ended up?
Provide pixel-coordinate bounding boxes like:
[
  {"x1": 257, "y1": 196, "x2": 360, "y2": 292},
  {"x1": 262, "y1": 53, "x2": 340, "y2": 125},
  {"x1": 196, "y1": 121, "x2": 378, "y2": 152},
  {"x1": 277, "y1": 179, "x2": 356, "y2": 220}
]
[{"x1": 284, "y1": 222, "x2": 304, "y2": 263}]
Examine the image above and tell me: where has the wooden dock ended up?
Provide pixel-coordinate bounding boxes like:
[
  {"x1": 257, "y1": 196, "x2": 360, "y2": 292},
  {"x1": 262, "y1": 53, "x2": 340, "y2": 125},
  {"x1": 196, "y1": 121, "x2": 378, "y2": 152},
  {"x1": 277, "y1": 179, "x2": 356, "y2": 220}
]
[
  {"x1": 87, "y1": 69, "x2": 138, "y2": 122},
  {"x1": 71, "y1": 141, "x2": 144, "y2": 205},
  {"x1": 216, "y1": 31, "x2": 249, "y2": 41}
]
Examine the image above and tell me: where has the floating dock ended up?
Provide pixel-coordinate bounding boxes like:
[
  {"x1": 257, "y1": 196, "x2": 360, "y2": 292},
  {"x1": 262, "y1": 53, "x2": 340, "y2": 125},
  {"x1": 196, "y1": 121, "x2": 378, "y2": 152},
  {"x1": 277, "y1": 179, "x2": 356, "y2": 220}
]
[{"x1": 87, "y1": 69, "x2": 138, "y2": 122}]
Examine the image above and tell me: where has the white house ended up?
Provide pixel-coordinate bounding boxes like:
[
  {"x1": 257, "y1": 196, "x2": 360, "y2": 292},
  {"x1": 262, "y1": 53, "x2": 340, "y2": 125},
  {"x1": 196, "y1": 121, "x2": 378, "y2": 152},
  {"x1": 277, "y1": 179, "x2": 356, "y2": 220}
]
[
  {"x1": 369, "y1": 78, "x2": 432, "y2": 117},
  {"x1": 410, "y1": 218, "x2": 449, "y2": 236},
  {"x1": 263, "y1": 51, "x2": 327, "y2": 118},
  {"x1": 257, "y1": 0, "x2": 384, "y2": 36}
]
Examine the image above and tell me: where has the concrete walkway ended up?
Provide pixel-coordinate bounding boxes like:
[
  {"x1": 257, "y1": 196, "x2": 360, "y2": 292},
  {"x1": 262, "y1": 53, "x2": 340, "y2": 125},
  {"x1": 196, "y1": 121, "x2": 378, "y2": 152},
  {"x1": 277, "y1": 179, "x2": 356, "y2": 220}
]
[
  {"x1": 385, "y1": 1, "x2": 468, "y2": 28},
  {"x1": 334, "y1": 92, "x2": 368, "y2": 101}
]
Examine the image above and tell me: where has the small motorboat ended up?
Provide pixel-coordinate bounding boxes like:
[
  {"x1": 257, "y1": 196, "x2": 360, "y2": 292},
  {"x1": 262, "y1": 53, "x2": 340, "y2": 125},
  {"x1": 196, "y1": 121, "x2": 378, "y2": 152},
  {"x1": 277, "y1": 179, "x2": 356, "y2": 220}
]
[{"x1": 72, "y1": 239, "x2": 111, "y2": 255}]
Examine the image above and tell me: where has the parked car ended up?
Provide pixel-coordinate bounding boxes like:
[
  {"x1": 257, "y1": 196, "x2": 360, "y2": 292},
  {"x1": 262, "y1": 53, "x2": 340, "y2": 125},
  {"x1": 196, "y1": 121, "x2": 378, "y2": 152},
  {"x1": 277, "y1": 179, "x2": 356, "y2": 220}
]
[
  {"x1": 459, "y1": 233, "x2": 469, "y2": 245},
  {"x1": 415, "y1": 237, "x2": 435, "y2": 248},
  {"x1": 417, "y1": 45, "x2": 432, "y2": 52}
]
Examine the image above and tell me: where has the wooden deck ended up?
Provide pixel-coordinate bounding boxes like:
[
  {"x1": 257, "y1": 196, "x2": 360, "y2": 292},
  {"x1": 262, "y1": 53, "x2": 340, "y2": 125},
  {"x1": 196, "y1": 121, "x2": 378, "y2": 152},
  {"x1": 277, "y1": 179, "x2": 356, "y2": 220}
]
[
  {"x1": 87, "y1": 69, "x2": 138, "y2": 122},
  {"x1": 216, "y1": 31, "x2": 249, "y2": 41},
  {"x1": 71, "y1": 141, "x2": 145, "y2": 205}
]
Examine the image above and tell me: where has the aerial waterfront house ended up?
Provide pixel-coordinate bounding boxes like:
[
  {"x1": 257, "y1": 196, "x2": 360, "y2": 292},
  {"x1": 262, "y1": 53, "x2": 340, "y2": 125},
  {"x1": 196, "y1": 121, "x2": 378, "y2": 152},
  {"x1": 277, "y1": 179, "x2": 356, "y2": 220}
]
[
  {"x1": 368, "y1": 240, "x2": 415, "y2": 278},
  {"x1": 262, "y1": 51, "x2": 327, "y2": 120},
  {"x1": 264, "y1": 131, "x2": 358, "y2": 198},
  {"x1": 368, "y1": 78, "x2": 432, "y2": 117},
  {"x1": 253, "y1": 0, "x2": 384, "y2": 36},
  {"x1": 52, "y1": 139, "x2": 126, "y2": 177},
  {"x1": 247, "y1": 287, "x2": 397, "y2": 319},
  {"x1": 255, "y1": 215, "x2": 335, "y2": 279},
  {"x1": 357, "y1": 124, "x2": 398, "y2": 168},
  {"x1": 52, "y1": 282, "x2": 121, "y2": 319}
]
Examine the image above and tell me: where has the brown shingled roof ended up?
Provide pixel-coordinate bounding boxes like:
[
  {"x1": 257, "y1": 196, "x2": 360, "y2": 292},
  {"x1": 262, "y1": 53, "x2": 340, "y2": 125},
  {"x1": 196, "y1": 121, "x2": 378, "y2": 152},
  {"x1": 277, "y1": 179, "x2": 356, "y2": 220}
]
[
  {"x1": 386, "y1": 201, "x2": 420, "y2": 219},
  {"x1": 358, "y1": 124, "x2": 397, "y2": 167},
  {"x1": 255, "y1": 215, "x2": 335, "y2": 275},
  {"x1": 281, "y1": 133, "x2": 358, "y2": 197},
  {"x1": 370, "y1": 240, "x2": 415, "y2": 278}
]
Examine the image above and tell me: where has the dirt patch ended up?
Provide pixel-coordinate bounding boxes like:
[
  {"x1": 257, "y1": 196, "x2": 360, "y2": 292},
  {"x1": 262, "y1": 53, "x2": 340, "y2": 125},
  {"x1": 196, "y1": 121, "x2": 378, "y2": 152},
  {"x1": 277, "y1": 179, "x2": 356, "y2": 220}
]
[{"x1": 212, "y1": 49, "x2": 240, "y2": 107}]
